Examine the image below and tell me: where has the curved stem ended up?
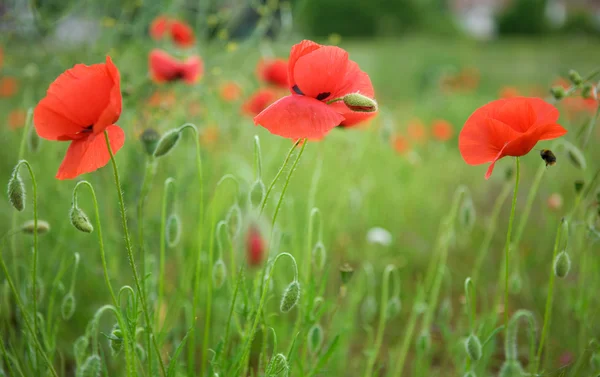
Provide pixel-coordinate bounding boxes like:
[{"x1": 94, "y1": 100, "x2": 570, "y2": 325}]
[
  {"x1": 103, "y1": 131, "x2": 166, "y2": 377},
  {"x1": 260, "y1": 139, "x2": 302, "y2": 216},
  {"x1": 271, "y1": 140, "x2": 307, "y2": 229},
  {"x1": 157, "y1": 177, "x2": 175, "y2": 331},
  {"x1": 504, "y1": 157, "x2": 520, "y2": 327},
  {"x1": 535, "y1": 219, "x2": 564, "y2": 374}
]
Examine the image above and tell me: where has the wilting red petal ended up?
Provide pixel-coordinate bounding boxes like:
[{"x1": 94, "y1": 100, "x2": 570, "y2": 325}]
[
  {"x1": 34, "y1": 56, "x2": 121, "y2": 140},
  {"x1": 56, "y1": 125, "x2": 125, "y2": 180},
  {"x1": 254, "y1": 95, "x2": 344, "y2": 139},
  {"x1": 257, "y1": 58, "x2": 288, "y2": 88},
  {"x1": 150, "y1": 16, "x2": 170, "y2": 40},
  {"x1": 292, "y1": 46, "x2": 349, "y2": 100},
  {"x1": 170, "y1": 20, "x2": 195, "y2": 47},
  {"x1": 287, "y1": 40, "x2": 322, "y2": 92},
  {"x1": 243, "y1": 88, "x2": 279, "y2": 116}
]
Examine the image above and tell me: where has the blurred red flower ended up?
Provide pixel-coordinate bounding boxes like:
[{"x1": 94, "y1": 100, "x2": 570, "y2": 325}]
[
  {"x1": 147, "y1": 89, "x2": 176, "y2": 109},
  {"x1": 8, "y1": 109, "x2": 26, "y2": 130},
  {"x1": 34, "y1": 56, "x2": 124, "y2": 180},
  {"x1": 0, "y1": 77, "x2": 18, "y2": 98},
  {"x1": 247, "y1": 225, "x2": 265, "y2": 266},
  {"x1": 243, "y1": 88, "x2": 279, "y2": 116},
  {"x1": 459, "y1": 97, "x2": 567, "y2": 179},
  {"x1": 432, "y1": 119, "x2": 453, "y2": 141},
  {"x1": 257, "y1": 58, "x2": 288, "y2": 88},
  {"x1": 220, "y1": 81, "x2": 243, "y2": 102},
  {"x1": 150, "y1": 16, "x2": 170, "y2": 40},
  {"x1": 254, "y1": 40, "x2": 376, "y2": 139},
  {"x1": 149, "y1": 16, "x2": 195, "y2": 48},
  {"x1": 392, "y1": 134, "x2": 410, "y2": 155},
  {"x1": 500, "y1": 86, "x2": 521, "y2": 99},
  {"x1": 149, "y1": 49, "x2": 203, "y2": 84},
  {"x1": 407, "y1": 119, "x2": 427, "y2": 143}
]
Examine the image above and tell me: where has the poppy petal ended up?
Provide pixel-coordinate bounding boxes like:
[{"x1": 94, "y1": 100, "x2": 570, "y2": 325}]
[
  {"x1": 56, "y1": 125, "x2": 125, "y2": 180},
  {"x1": 495, "y1": 98, "x2": 536, "y2": 133},
  {"x1": 288, "y1": 40, "x2": 322, "y2": 92},
  {"x1": 182, "y1": 56, "x2": 204, "y2": 84},
  {"x1": 536, "y1": 123, "x2": 568, "y2": 141},
  {"x1": 254, "y1": 95, "x2": 344, "y2": 139},
  {"x1": 150, "y1": 16, "x2": 170, "y2": 40},
  {"x1": 529, "y1": 97, "x2": 560, "y2": 126},
  {"x1": 170, "y1": 20, "x2": 195, "y2": 47},
  {"x1": 328, "y1": 101, "x2": 376, "y2": 127},
  {"x1": 293, "y1": 46, "x2": 349, "y2": 100},
  {"x1": 459, "y1": 118, "x2": 521, "y2": 165},
  {"x1": 332, "y1": 59, "x2": 375, "y2": 99},
  {"x1": 149, "y1": 49, "x2": 182, "y2": 83}
]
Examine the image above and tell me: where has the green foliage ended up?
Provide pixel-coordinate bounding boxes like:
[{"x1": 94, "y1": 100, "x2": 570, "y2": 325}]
[{"x1": 497, "y1": 0, "x2": 548, "y2": 35}]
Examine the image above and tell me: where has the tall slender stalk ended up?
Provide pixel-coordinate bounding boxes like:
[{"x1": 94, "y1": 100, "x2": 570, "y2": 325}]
[
  {"x1": 503, "y1": 157, "x2": 520, "y2": 327},
  {"x1": 103, "y1": 131, "x2": 166, "y2": 377},
  {"x1": 157, "y1": 177, "x2": 175, "y2": 331},
  {"x1": 260, "y1": 139, "x2": 302, "y2": 216}
]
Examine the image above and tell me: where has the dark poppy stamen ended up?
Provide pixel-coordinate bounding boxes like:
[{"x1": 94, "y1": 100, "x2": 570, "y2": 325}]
[
  {"x1": 292, "y1": 85, "x2": 304, "y2": 95},
  {"x1": 83, "y1": 125, "x2": 93, "y2": 133},
  {"x1": 316, "y1": 92, "x2": 330, "y2": 101}
]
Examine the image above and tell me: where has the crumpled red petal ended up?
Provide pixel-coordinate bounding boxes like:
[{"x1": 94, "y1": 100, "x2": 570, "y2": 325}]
[
  {"x1": 292, "y1": 46, "x2": 348, "y2": 100},
  {"x1": 287, "y1": 40, "x2": 321, "y2": 93}
]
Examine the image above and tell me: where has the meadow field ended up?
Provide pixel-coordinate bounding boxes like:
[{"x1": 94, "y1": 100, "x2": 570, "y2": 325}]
[{"x1": 1, "y1": 9, "x2": 600, "y2": 377}]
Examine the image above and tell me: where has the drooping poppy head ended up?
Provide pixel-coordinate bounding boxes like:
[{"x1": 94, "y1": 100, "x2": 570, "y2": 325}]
[
  {"x1": 254, "y1": 40, "x2": 377, "y2": 139},
  {"x1": 150, "y1": 16, "x2": 170, "y2": 40},
  {"x1": 257, "y1": 58, "x2": 288, "y2": 88},
  {"x1": 432, "y1": 119, "x2": 453, "y2": 141},
  {"x1": 0, "y1": 76, "x2": 18, "y2": 98},
  {"x1": 170, "y1": 19, "x2": 195, "y2": 47},
  {"x1": 220, "y1": 81, "x2": 243, "y2": 102},
  {"x1": 149, "y1": 49, "x2": 203, "y2": 84},
  {"x1": 8, "y1": 109, "x2": 27, "y2": 130},
  {"x1": 246, "y1": 225, "x2": 266, "y2": 267},
  {"x1": 33, "y1": 56, "x2": 124, "y2": 180},
  {"x1": 459, "y1": 97, "x2": 567, "y2": 179},
  {"x1": 243, "y1": 88, "x2": 279, "y2": 116}
]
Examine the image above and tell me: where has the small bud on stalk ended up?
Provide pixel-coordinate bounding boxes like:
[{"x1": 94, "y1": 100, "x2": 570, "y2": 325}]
[
  {"x1": 21, "y1": 220, "x2": 50, "y2": 235},
  {"x1": 280, "y1": 280, "x2": 300, "y2": 313},
  {"x1": 7, "y1": 171, "x2": 25, "y2": 211},
  {"x1": 553, "y1": 250, "x2": 571, "y2": 278},
  {"x1": 465, "y1": 333, "x2": 482, "y2": 361},
  {"x1": 70, "y1": 206, "x2": 94, "y2": 233},
  {"x1": 153, "y1": 129, "x2": 181, "y2": 157},
  {"x1": 343, "y1": 93, "x2": 378, "y2": 113},
  {"x1": 568, "y1": 69, "x2": 583, "y2": 86},
  {"x1": 550, "y1": 86, "x2": 566, "y2": 100}
]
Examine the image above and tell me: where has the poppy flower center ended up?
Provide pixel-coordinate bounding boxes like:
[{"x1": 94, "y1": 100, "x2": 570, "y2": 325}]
[
  {"x1": 292, "y1": 85, "x2": 304, "y2": 95},
  {"x1": 83, "y1": 125, "x2": 94, "y2": 133},
  {"x1": 168, "y1": 71, "x2": 185, "y2": 81},
  {"x1": 316, "y1": 92, "x2": 330, "y2": 101}
]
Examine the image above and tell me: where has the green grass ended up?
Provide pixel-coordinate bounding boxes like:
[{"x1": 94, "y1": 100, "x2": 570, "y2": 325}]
[{"x1": 1, "y1": 24, "x2": 600, "y2": 377}]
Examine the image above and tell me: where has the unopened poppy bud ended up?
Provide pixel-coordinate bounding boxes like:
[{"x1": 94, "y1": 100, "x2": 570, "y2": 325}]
[
  {"x1": 582, "y1": 83, "x2": 593, "y2": 99},
  {"x1": 153, "y1": 129, "x2": 181, "y2": 157},
  {"x1": 166, "y1": 213, "x2": 181, "y2": 248},
  {"x1": 465, "y1": 334, "x2": 482, "y2": 361},
  {"x1": 568, "y1": 69, "x2": 583, "y2": 86},
  {"x1": 73, "y1": 336, "x2": 89, "y2": 365},
  {"x1": 574, "y1": 180, "x2": 584, "y2": 194},
  {"x1": 7, "y1": 172, "x2": 25, "y2": 211},
  {"x1": 81, "y1": 355, "x2": 101, "y2": 377},
  {"x1": 28, "y1": 126, "x2": 40, "y2": 153},
  {"x1": 590, "y1": 352, "x2": 600, "y2": 371},
  {"x1": 498, "y1": 361, "x2": 524, "y2": 377},
  {"x1": 416, "y1": 331, "x2": 431, "y2": 353},
  {"x1": 553, "y1": 250, "x2": 571, "y2": 278},
  {"x1": 307, "y1": 323, "x2": 324, "y2": 354},
  {"x1": 108, "y1": 324, "x2": 124, "y2": 355},
  {"x1": 509, "y1": 272, "x2": 522, "y2": 294},
  {"x1": 212, "y1": 259, "x2": 227, "y2": 289},
  {"x1": 280, "y1": 280, "x2": 300, "y2": 313},
  {"x1": 343, "y1": 93, "x2": 378, "y2": 113},
  {"x1": 268, "y1": 353, "x2": 288, "y2": 375},
  {"x1": 386, "y1": 296, "x2": 402, "y2": 319},
  {"x1": 61, "y1": 293, "x2": 76, "y2": 320},
  {"x1": 21, "y1": 220, "x2": 50, "y2": 235},
  {"x1": 361, "y1": 296, "x2": 377, "y2": 323},
  {"x1": 550, "y1": 86, "x2": 566, "y2": 100},
  {"x1": 339, "y1": 263, "x2": 354, "y2": 285},
  {"x1": 70, "y1": 206, "x2": 94, "y2": 233},
  {"x1": 140, "y1": 128, "x2": 161, "y2": 156}
]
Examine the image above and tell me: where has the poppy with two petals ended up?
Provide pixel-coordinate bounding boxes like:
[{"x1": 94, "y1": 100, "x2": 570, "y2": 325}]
[
  {"x1": 34, "y1": 56, "x2": 123, "y2": 180},
  {"x1": 150, "y1": 16, "x2": 195, "y2": 47},
  {"x1": 243, "y1": 88, "x2": 279, "y2": 116},
  {"x1": 459, "y1": 97, "x2": 567, "y2": 179},
  {"x1": 149, "y1": 49, "x2": 203, "y2": 84},
  {"x1": 256, "y1": 58, "x2": 288, "y2": 88},
  {"x1": 254, "y1": 40, "x2": 376, "y2": 139}
]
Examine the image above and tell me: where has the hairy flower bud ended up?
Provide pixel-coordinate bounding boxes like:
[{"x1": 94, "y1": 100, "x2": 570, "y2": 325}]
[
  {"x1": 553, "y1": 250, "x2": 571, "y2": 278},
  {"x1": 416, "y1": 331, "x2": 431, "y2": 353},
  {"x1": 343, "y1": 93, "x2": 378, "y2": 113},
  {"x1": 73, "y1": 336, "x2": 89, "y2": 365},
  {"x1": 267, "y1": 353, "x2": 288, "y2": 376},
  {"x1": 280, "y1": 280, "x2": 300, "y2": 313},
  {"x1": 21, "y1": 220, "x2": 50, "y2": 235},
  {"x1": 568, "y1": 69, "x2": 583, "y2": 86},
  {"x1": 166, "y1": 213, "x2": 181, "y2": 248},
  {"x1": 386, "y1": 296, "x2": 402, "y2": 319},
  {"x1": 81, "y1": 354, "x2": 101, "y2": 377},
  {"x1": 108, "y1": 324, "x2": 124, "y2": 356},
  {"x1": 307, "y1": 323, "x2": 324, "y2": 354},
  {"x1": 7, "y1": 171, "x2": 25, "y2": 211},
  {"x1": 153, "y1": 129, "x2": 181, "y2": 157},
  {"x1": 70, "y1": 206, "x2": 94, "y2": 233},
  {"x1": 61, "y1": 293, "x2": 76, "y2": 320},
  {"x1": 550, "y1": 86, "x2": 566, "y2": 100},
  {"x1": 465, "y1": 334, "x2": 482, "y2": 361},
  {"x1": 581, "y1": 83, "x2": 593, "y2": 99},
  {"x1": 212, "y1": 259, "x2": 227, "y2": 289}
]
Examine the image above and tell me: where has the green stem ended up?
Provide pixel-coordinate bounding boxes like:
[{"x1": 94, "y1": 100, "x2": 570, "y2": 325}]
[
  {"x1": 103, "y1": 131, "x2": 166, "y2": 377},
  {"x1": 271, "y1": 140, "x2": 307, "y2": 230},
  {"x1": 503, "y1": 157, "x2": 520, "y2": 327},
  {"x1": 389, "y1": 288, "x2": 425, "y2": 377},
  {"x1": 512, "y1": 163, "x2": 545, "y2": 248},
  {"x1": 582, "y1": 103, "x2": 600, "y2": 150},
  {"x1": 364, "y1": 265, "x2": 396, "y2": 377},
  {"x1": 535, "y1": 219, "x2": 564, "y2": 374},
  {"x1": 259, "y1": 139, "x2": 302, "y2": 216},
  {"x1": 157, "y1": 177, "x2": 175, "y2": 331}
]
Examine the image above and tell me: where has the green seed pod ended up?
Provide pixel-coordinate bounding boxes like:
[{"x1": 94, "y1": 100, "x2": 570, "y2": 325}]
[
  {"x1": 81, "y1": 354, "x2": 101, "y2": 377},
  {"x1": 307, "y1": 323, "x2": 324, "y2": 354},
  {"x1": 70, "y1": 206, "x2": 94, "y2": 233},
  {"x1": 574, "y1": 180, "x2": 584, "y2": 194},
  {"x1": 226, "y1": 203, "x2": 242, "y2": 240},
  {"x1": 280, "y1": 280, "x2": 300, "y2": 313},
  {"x1": 61, "y1": 293, "x2": 76, "y2": 320},
  {"x1": 108, "y1": 324, "x2": 124, "y2": 356},
  {"x1": 465, "y1": 333, "x2": 482, "y2": 361},
  {"x1": 386, "y1": 296, "x2": 402, "y2": 319},
  {"x1": 27, "y1": 126, "x2": 40, "y2": 153},
  {"x1": 342, "y1": 93, "x2": 378, "y2": 113},
  {"x1": 498, "y1": 361, "x2": 524, "y2": 377},
  {"x1": 212, "y1": 259, "x2": 227, "y2": 289},
  {"x1": 590, "y1": 352, "x2": 600, "y2": 371},
  {"x1": 7, "y1": 171, "x2": 25, "y2": 211},
  {"x1": 153, "y1": 129, "x2": 181, "y2": 158},
  {"x1": 166, "y1": 213, "x2": 181, "y2": 248},
  {"x1": 361, "y1": 295, "x2": 377, "y2": 323},
  {"x1": 416, "y1": 331, "x2": 431, "y2": 353},
  {"x1": 339, "y1": 263, "x2": 354, "y2": 285},
  {"x1": 568, "y1": 69, "x2": 583, "y2": 86},
  {"x1": 267, "y1": 353, "x2": 288, "y2": 376},
  {"x1": 509, "y1": 272, "x2": 522, "y2": 294},
  {"x1": 73, "y1": 336, "x2": 89, "y2": 365},
  {"x1": 553, "y1": 251, "x2": 571, "y2": 278},
  {"x1": 140, "y1": 128, "x2": 161, "y2": 156},
  {"x1": 21, "y1": 220, "x2": 50, "y2": 235},
  {"x1": 550, "y1": 86, "x2": 566, "y2": 100}
]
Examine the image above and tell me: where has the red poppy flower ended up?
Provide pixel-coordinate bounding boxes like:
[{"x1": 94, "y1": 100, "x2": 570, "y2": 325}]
[
  {"x1": 170, "y1": 19, "x2": 195, "y2": 47},
  {"x1": 432, "y1": 119, "x2": 453, "y2": 141},
  {"x1": 257, "y1": 58, "x2": 288, "y2": 88},
  {"x1": 149, "y1": 49, "x2": 203, "y2": 84},
  {"x1": 33, "y1": 56, "x2": 123, "y2": 180},
  {"x1": 459, "y1": 97, "x2": 567, "y2": 179},
  {"x1": 220, "y1": 81, "x2": 243, "y2": 102},
  {"x1": 254, "y1": 40, "x2": 376, "y2": 139},
  {"x1": 407, "y1": 119, "x2": 427, "y2": 143},
  {"x1": 0, "y1": 77, "x2": 18, "y2": 98},
  {"x1": 8, "y1": 109, "x2": 26, "y2": 130},
  {"x1": 392, "y1": 134, "x2": 410, "y2": 155},
  {"x1": 247, "y1": 225, "x2": 265, "y2": 266},
  {"x1": 150, "y1": 16, "x2": 170, "y2": 40},
  {"x1": 243, "y1": 88, "x2": 279, "y2": 116}
]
